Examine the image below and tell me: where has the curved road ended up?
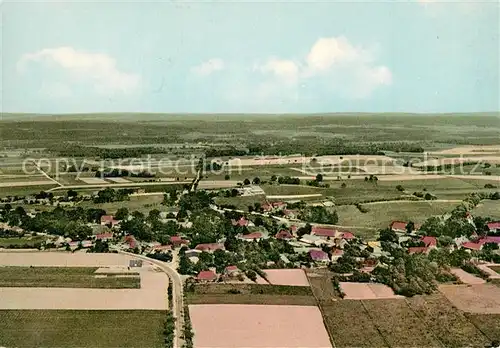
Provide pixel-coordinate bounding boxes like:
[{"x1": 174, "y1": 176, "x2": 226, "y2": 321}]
[{"x1": 119, "y1": 251, "x2": 184, "y2": 348}]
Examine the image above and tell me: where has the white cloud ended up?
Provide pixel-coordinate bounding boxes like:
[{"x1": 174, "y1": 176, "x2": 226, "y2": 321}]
[
  {"x1": 191, "y1": 58, "x2": 225, "y2": 76},
  {"x1": 257, "y1": 36, "x2": 392, "y2": 99},
  {"x1": 258, "y1": 58, "x2": 299, "y2": 85},
  {"x1": 17, "y1": 47, "x2": 141, "y2": 95}
]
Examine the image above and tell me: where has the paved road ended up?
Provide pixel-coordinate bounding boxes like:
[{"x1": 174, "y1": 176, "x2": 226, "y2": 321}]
[{"x1": 119, "y1": 251, "x2": 184, "y2": 348}]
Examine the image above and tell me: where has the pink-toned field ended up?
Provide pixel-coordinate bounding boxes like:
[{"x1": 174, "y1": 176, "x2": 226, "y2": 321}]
[
  {"x1": 264, "y1": 269, "x2": 310, "y2": 286},
  {"x1": 340, "y1": 282, "x2": 402, "y2": 300},
  {"x1": 451, "y1": 268, "x2": 486, "y2": 285},
  {"x1": 439, "y1": 284, "x2": 500, "y2": 314},
  {"x1": 189, "y1": 304, "x2": 332, "y2": 348}
]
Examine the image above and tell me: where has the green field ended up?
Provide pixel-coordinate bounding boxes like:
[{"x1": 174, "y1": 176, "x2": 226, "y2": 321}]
[
  {"x1": 472, "y1": 200, "x2": 500, "y2": 219},
  {"x1": 79, "y1": 194, "x2": 168, "y2": 214},
  {"x1": 0, "y1": 310, "x2": 166, "y2": 348},
  {"x1": 336, "y1": 201, "x2": 459, "y2": 230},
  {"x1": 0, "y1": 184, "x2": 59, "y2": 197},
  {"x1": 0, "y1": 267, "x2": 140, "y2": 289},
  {"x1": 0, "y1": 236, "x2": 47, "y2": 248},
  {"x1": 214, "y1": 194, "x2": 267, "y2": 210},
  {"x1": 261, "y1": 184, "x2": 325, "y2": 196},
  {"x1": 185, "y1": 283, "x2": 316, "y2": 305}
]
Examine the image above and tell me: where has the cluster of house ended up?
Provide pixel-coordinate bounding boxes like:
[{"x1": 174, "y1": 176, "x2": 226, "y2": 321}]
[{"x1": 388, "y1": 218, "x2": 500, "y2": 254}]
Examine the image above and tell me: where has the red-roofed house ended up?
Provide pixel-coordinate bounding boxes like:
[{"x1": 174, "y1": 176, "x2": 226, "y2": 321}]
[
  {"x1": 341, "y1": 231, "x2": 355, "y2": 240},
  {"x1": 421, "y1": 236, "x2": 437, "y2": 248},
  {"x1": 232, "y1": 217, "x2": 249, "y2": 227},
  {"x1": 283, "y1": 209, "x2": 299, "y2": 219},
  {"x1": 275, "y1": 230, "x2": 293, "y2": 240},
  {"x1": 170, "y1": 235, "x2": 189, "y2": 247},
  {"x1": 309, "y1": 249, "x2": 330, "y2": 262},
  {"x1": 239, "y1": 232, "x2": 263, "y2": 241},
  {"x1": 196, "y1": 270, "x2": 218, "y2": 282},
  {"x1": 479, "y1": 236, "x2": 500, "y2": 245},
  {"x1": 95, "y1": 232, "x2": 114, "y2": 241},
  {"x1": 331, "y1": 248, "x2": 344, "y2": 261},
  {"x1": 124, "y1": 235, "x2": 138, "y2": 249},
  {"x1": 100, "y1": 215, "x2": 119, "y2": 227},
  {"x1": 224, "y1": 265, "x2": 240, "y2": 277},
  {"x1": 272, "y1": 201, "x2": 287, "y2": 209},
  {"x1": 461, "y1": 242, "x2": 482, "y2": 251},
  {"x1": 390, "y1": 221, "x2": 408, "y2": 233},
  {"x1": 487, "y1": 221, "x2": 500, "y2": 233},
  {"x1": 261, "y1": 203, "x2": 273, "y2": 212},
  {"x1": 408, "y1": 247, "x2": 429, "y2": 254},
  {"x1": 311, "y1": 226, "x2": 337, "y2": 238},
  {"x1": 194, "y1": 243, "x2": 224, "y2": 252}
]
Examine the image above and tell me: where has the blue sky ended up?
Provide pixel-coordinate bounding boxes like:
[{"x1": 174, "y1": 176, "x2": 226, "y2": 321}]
[{"x1": 2, "y1": 0, "x2": 499, "y2": 114}]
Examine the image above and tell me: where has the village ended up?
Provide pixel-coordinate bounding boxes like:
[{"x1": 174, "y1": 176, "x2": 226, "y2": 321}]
[{"x1": 2, "y1": 182, "x2": 500, "y2": 296}]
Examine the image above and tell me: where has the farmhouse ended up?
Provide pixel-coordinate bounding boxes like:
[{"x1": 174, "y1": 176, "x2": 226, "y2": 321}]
[
  {"x1": 309, "y1": 249, "x2": 329, "y2": 263},
  {"x1": 170, "y1": 235, "x2": 189, "y2": 247},
  {"x1": 311, "y1": 226, "x2": 337, "y2": 238},
  {"x1": 232, "y1": 217, "x2": 252, "y2": 227},
  {"x1": 124, "y1": 235, "x2": 138, "y2": 249},
  {"x1": 421, "y1": 236, "x2": 437, "y2": 248},
  {"x1": 224, "y1": 265, "x2": 240, "y2": 277},
  {"x1": 196, "y1": 270, "x2": 218, "y2": 282},
  {"x1": 238, "y1": 232, "x2": 264, "y2": 241},
  {"x1": 275, "y1": 230, "x2": 294, "y2": 240},
  {"x1": 487, "y1": 221, "x2": 500, "y2": 233},
  {"x1": 461, "y1": 242, "x2": 482, "y2": 251},
  {"x1": 390, "y1": 221, "x2": 408, "y2": 233},
  {"x1": 331, "y1": 248, "x2": 344, "y2": 261},
  {"x1": 195, "y1": 243, "x2": 225, "y2": 252}
]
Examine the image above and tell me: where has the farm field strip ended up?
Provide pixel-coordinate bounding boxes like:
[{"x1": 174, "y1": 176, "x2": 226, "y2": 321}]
[
  {"x1": 0, "y1": 266, "x2": 140, "y2": 289},
  {"x1": 189, "y1": 304, "x2": 332, "y2": 348},
  {"x1": 0, "y1": 310, "x2": 166, "y2": 348},
  {"x1": 0, "y1": 180, "x2": 55, "y2": 187}
]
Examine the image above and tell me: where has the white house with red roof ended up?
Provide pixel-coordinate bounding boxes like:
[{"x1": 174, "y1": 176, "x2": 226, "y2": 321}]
[
  {"x1": 311, "y1": 226, "x2": 338, "y2": 239},
  {"x1": 275, "y1": 230, "x2": 294, "y2": 240},
  {"x1": 487, "y1": 221, "x2": 500, "y2": 233},
  {"x1": 224, "y1": 265, "x2": 240, "y2": 277},
  {"x1": 309, "y1": 249, "x2": 330, "y2": 263},
  {"x1": 196, "y1": 270, "x2": 218, "y2": 282},
  {"x1": 170, "y1": 235, "x2": 189, "y2": 247},
  {"x1": 390, "y1": 221, "x2": 421, "y2": 234},
  {"x1": 238, "y1": 232, "x2": 264, "y2": 241},
  {"x1": 231, "y1": 217, "x2": 254, "y2": 227},
  {"x1": 194, "y1": 243, "x2": 225, "y2": 252},
  {"x1": 461, "y1": 241, "x2": 483, "y2": 251},
  {"x1": 421, "y1": 236, "x2": 437, "y2": 248}
]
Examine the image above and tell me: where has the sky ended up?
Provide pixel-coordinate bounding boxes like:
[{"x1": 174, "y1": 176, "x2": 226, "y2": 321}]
[{"x1": 1, "y1": 0, "x2": 499, "y2": 114}]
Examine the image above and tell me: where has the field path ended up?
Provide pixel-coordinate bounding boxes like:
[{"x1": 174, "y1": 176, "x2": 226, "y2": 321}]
[
  {"x1": 119, "y1": 251, "x2": 184, "y2": 348},
  {"x1": 31, "y1": 160, "x2": 63, "y2": 187}
]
